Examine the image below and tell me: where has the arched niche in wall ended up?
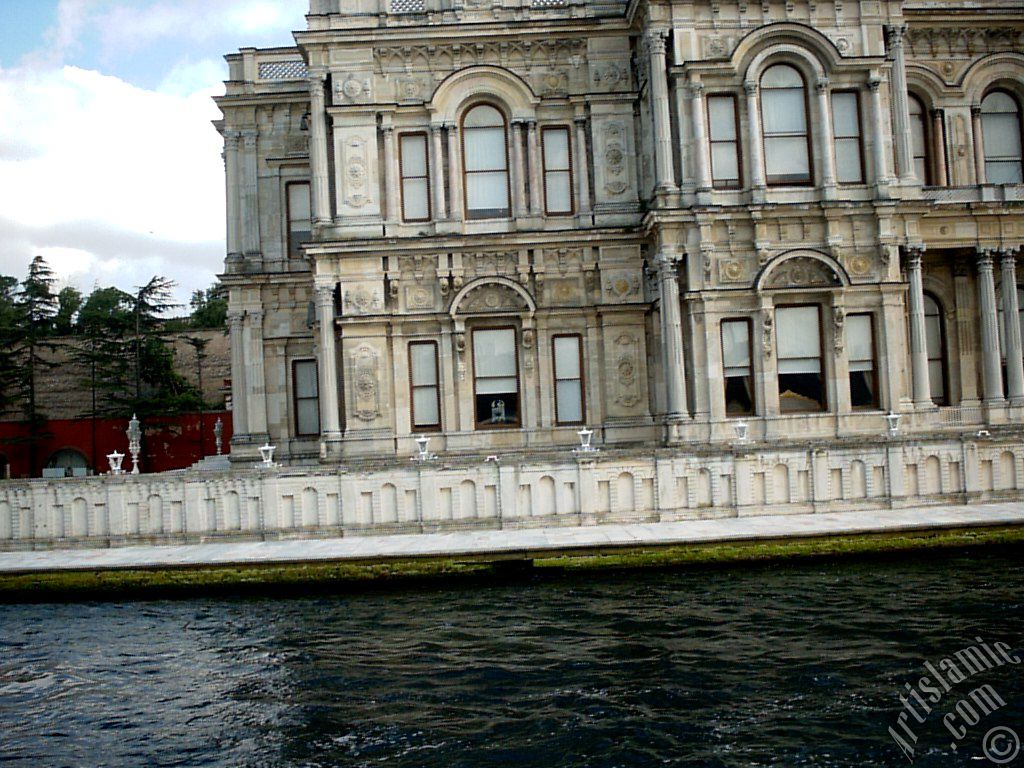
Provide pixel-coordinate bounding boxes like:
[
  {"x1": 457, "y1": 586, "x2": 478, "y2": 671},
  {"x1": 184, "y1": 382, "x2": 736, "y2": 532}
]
[
  {"x1": 756, "y1": 250, "x2": 850, "y2": 292},
  {"x1": 429, "y1": 65, "x2": 539, "y2": 125}
]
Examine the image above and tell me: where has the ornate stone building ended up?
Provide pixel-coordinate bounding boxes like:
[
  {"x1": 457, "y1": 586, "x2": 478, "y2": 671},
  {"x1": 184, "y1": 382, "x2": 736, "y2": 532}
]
[{"x1": 215, "y1": 0, "x2": 1024, "y2": 466}]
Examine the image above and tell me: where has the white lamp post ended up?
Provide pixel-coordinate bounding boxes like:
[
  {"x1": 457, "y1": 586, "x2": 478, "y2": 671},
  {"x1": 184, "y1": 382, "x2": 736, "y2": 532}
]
[
  {"x1": 733, "y1": 420, "x2": 749, "y2": 444},
  {"x1": 126, "y1": 414, "x2": 142, "y2": 475},
  {"x1": 258, "y1": 443, "x2": 277, "y2": 467},
  {"x1": 214, "y1": 417, "x2": 223, "y2": 456},
  {"x1": 412, "y1": 435, "x2": 436, "y2": 462},
  {"x1": 573, "y1": 427, "x2": 599, "y2": 455},
  {"x1": 107, "y1": 451, "x2": 125, "y2": 476},
  {"x1": 885, "y1": 412, "x2": 901, "y2": 437}
]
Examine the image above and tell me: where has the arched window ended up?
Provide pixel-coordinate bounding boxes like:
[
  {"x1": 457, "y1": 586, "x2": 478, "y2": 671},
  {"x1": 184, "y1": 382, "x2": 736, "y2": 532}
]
[
  {"x1": 462, "y1": 104, "x2": 511, "y2": 219},
  {"x1": 981, "y1": 90, "x2": 1023, "y2": 184},
  {"x1": 923, "y1": 293, "x2": 947, "y2": 406},
  {"x1": 909, "y1": 95, "x2": 930, "y2": 185},
  {"x1": 760, "y1": 64, "x2": 811, "y2": 185}
]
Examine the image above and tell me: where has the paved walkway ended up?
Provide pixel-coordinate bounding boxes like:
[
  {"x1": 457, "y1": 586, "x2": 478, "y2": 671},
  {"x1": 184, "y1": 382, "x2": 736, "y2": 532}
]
[{"x1": 1, "y1": 501, "x2": 1022, "y2": 574}]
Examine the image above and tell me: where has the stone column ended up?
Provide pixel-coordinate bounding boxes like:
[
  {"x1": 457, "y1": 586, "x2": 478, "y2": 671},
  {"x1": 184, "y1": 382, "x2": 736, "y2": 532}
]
[
  {"x1": 976, "y1": 249, "x2": 1004, "y2": 403},
  {"x1": 446, "y1": 124, "x2": 463, "y2": 221},
  {"x1": 689, "y1": 83, "x2": 712, "y2": 192},
  {"x1": 931, "y1": 109, "x2": 948, "y2": 187},
  {"x1": 867, "y1": 78, "x2": 891, "y2": 191},
  {"x1": 1001, "y1": 250, "x2": 1024, "y2": 404},
  {"x1": 241, "y1": 130, "x2": 261, "y2": 257},
  {"x1": 954, "y1": 260, "x2": 980, "y2": 404},
  {"x1": 224, "y1": 131, "x2": 242, "y2": 264},
  {"x1": 646, "y1": 29, "x2": 677, "y2": 193},
  {"x1": 430, "y1": 124, "x2": 447, "y2": 220},
  {"x1": 309, "y1": 74, "x2": 332, "y2": 224},
  {"x1": 905, "y1": 247, "x2": 932, "y2": 407},
  {"x1": 815, "y1": 78, "x2": 838, "y2": 195},
  {"x1": 526, "y1": 120, "x2": 542, "y2": 216},
  {"x1": 510, "y1": 120, "x2": 528, "y2": 218},
  {"x1": 744, "y1": 82, "x2": 767, "y2": 191},
  {"x1": 886, "y1": 25, "x2": 915, "y2": 184},
  {"x1": 657, "y1": 251, "x2": 689, "y2": 420},
  {"x1": 574, "y1": 115, "x2": 592, "y2": 214},
  {"x1": 227, "y1": 311, "x2": 249, "y2": 437},
  {"x1": 316, "y1": 285, "x2": 343, "y2": 438},
  {"x1": 382, "y1": 126, "x2": 399, "y2": 223},
  {"x1": 246, "y1": 310, "x2": 268, "y2": 436},
  {"x1": 971, "y1": 106, "x2": 987, "y2": 185}
]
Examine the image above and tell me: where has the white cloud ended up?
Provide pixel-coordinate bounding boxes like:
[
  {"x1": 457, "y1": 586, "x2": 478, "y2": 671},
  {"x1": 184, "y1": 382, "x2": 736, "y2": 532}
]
[{"x1": 0, "y1": 63, "x2": 225, "y2": 304}]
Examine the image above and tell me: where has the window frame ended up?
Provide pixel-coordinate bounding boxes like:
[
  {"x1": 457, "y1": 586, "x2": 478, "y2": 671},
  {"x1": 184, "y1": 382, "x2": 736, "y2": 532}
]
[
  {"x1": 292, "y1": 358, "x2": 321, "y2": 437},
  {"x1": 776, "y1": 303, "x2": 828, "y2": 412},
  {"x1": 847, "y1": 312, "x2": 878, "y2": 410},
  {"x1": 471, "y1": 325, "x2": 522, "y2": 430},
  {"x1": 923, "y1": 292, "x2": 949, "y2": 407},
  {"x1": 759, "y1": 64, "x2": 814, "y2": 187},
  {"x1": 461, "y1": 102, "x2": 512, "y2": 220},
  {"x1": 707, "y1": 93, "x2": 743, "y2": 190},
  {"x1": 552, "y1": 333, "x2": 585, "y2": 426},
  {"x1": 980, "y1": 89, "x2": 1024, "y2": 185},
  {"x1": 831, "y1": 89, "x2": 866, "y2": 185},
  {"x1": 285, "y1": 180, "x2": 312, "y2": 260},
  {"x1": 720, "y1": 317, "x2": 755, "y2": 417},
  {"x1": 541, "y1": 125, "x2": 575, "y2": 216},
  {"x1": 398, "y1": 131, "x2": 432, "y2": 223},
  {"x1": 908, "y1": 93, "x2": 932, "y2": 186},
  {"x1": 408, "y1": 340, "x2": 441, "y2": 432}
]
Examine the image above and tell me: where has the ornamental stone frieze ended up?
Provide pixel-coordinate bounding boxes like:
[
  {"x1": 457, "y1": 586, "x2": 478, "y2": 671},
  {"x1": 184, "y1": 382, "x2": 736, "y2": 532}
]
[
  {"x1": 905, "y1": 27, "x2": 1024, "y2": 58},
  {"x1": 372, "y1": 39, "x2": 588, "y2": 79}
]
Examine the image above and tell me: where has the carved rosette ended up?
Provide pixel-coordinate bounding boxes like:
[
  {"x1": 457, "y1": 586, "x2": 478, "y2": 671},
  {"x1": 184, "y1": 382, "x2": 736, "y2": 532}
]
[
  {"x1": 343, "y1": 137, "x2": 372, "y2": 209},
  {"x1": 601, "y1": 122, "x2": 629, "y2": 196},
  {"x1": 612, "y1": 333, "x2": 642, "y2": 409}
]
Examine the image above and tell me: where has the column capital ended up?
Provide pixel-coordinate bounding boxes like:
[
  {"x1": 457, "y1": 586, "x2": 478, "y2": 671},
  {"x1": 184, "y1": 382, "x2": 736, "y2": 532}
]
[
  {"x1": 977, "y1": 248, "x2": 997, "y2": 270},
  {"x1": 445, "y1": 122, "x2": 459, "y2": 134},
  {"x1": 526, "y1": 118, "x2": 538, "y2": 130},
  {"x1": 309, "y1": 73, "x2": 326, "y2": 95},
  {"x1": 743, "y1": 81, "x2": 758, "y2": 96},
  {"x1": 644, "y1": 28, "x2": 668, "y2": 57},
  {"x1": 1000, "y1": 247, "x2": 1020, "y2": 265},
  {"x1": 903, "y1": 247, "x2": 924, "y2": 270},
  {"x1": 429, "y1": 123, "x2": 443, "y2": 135},
  {"x1": 687, "y1": 81, "x2": 705, "y2": 98},
  {"x1": 226, "y1": 310, "x2": 245, "y2": 327},
  {"x1": 930, "y1": 107, "x2": 945, "y2": 119},
  {"x1": 381, "y1": 124, "x2": 394, "y2": 136},
  {"x1": 884, "y1": 23, "x2": 907, "y2": 51},
  {"x1": 971, "y1": 104, "x2": 983, "y2": 118},
  {"x1": 573, "y1": 114, "x2": 588, "y2": 127},
  {"x1": 224, "y1": 131, "x2": 241, "y2": 149},
  {"x1": 815, "y1": 77, "x2": 830, "y2": 93},
  {"x1": 866, "y1": 76, "x2": 882, "y2": 93}
]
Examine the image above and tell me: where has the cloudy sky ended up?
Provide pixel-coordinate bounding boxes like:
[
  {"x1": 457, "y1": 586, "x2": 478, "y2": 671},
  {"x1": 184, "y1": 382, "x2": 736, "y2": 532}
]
[{"x1": 0, "y1": 0, "x2": 308, "y2": 307}]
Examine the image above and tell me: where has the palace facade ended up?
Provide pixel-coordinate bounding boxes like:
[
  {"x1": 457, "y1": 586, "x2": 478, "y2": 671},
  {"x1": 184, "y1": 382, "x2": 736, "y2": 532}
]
[{"x1": 215, "y1": 0, "x2": 1024, "y2": 466}]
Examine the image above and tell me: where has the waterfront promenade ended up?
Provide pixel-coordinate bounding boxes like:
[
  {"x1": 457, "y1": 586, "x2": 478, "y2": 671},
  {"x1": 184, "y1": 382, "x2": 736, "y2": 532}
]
[{"x1": 1, "y1": 501, "x2": 1022, "y2": 576}]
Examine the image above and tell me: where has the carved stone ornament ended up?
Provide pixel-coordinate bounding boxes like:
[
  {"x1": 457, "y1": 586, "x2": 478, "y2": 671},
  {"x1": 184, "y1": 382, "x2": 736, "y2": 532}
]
[
  {"x1": 602, "y1": 122, "x2": 628, "y2": 196},
  {"x1": 763, "y1": 257, "x2": 842, "y2": 289},
  {"x1": 721, "y1": 260, "x2": 746, "y2": 283},
  {"x1": 337, "y1": 75, "x2": 371, "y2": 102},
  {"x1": 603, "y1": 270, "x2": 642, "y2": 302},
  {"x1": 547, "y1": 277, "x2": 584, "y2": 306},
  {"x1": 847, "y1": 254, "x2": 872, "y2": 277},
  {"x1": 343, "y1": 137, "x2": 372, "y2": 209},
  {"x1": 456, "y1": 284, "x2": 530, "y2": 314},
  {"x1": 343, "y1": 284, "x2": 383, "y2": 316},
  {"x1": 833, "y1": 307, "x2": 845, "y2": 352},
  {"x1": 613, "y1": 333, "x2": 642, "y2": 409},
  {"x1": 349, "y1": 345, "x2": 381, "y2": 423},
  {"x1": 592, "y1": 63, "x2": 626, "y2": 90},
  {"x1": 405, "y1": 285, "x2": 435, "y2": 311},
  {"x1": 762, "y1": 309, "x2": 774, "y2": 358}
]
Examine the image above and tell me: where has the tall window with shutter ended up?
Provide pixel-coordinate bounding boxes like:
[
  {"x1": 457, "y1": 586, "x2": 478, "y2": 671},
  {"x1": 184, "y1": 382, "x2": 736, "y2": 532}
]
[
  {"x1": 409, "y1": 341, "x2": 441, "y2": 431},
  {"x1": 473, "y1": 328, "x2": 520, "y2": 427},
  {"x1": 286, "y1": 182, "x2": 311, "y2": 259},
  {"x1": 399, "y1": 133, "x2": 430, "y2": 222},
  {"x1": 292, "y1": 360, "x2": 320, "y2": 436},
  {"x1": 552, "y1": 334, "x2": 584, "y2": 425},
  {"x1": 542, "y1": 127, "x2": 574, "y2": 215},
  {"x1": 847, "y1": 314, "x2": 877, "y2": 409},
  {"x1": 776, "y1": 305, "x2": 825, "y2": 412},
  {"x1": 707, "y1": 94, "x2": 741, "y2": 189},
  {"x1": 981, "y1": 90, "x2": 1023, "y2": 184},
  {"x1": 462, "y1": 105, "x2": 511, "y2": 219},
  {"x1": 721, "y1": 319, "x2": 754, "y2": 415},
  {"x1": 760, "y1": 64, "x2": 811, "y2": 185},
  {"x1": 831, "y1": 91, "x2": 864, "y2": 184}
]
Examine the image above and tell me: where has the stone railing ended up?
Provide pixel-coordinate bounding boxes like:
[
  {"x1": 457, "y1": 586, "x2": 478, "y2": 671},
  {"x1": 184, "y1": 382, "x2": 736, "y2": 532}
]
[{"x1": 1, "y1": 435, "x2": 1022, "y2": 550}]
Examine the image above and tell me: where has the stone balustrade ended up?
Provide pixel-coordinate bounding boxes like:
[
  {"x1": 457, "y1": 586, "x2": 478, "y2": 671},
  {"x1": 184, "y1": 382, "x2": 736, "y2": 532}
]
[{"x1": 2, "y1": 436, "x2": 1023, "y2": 550}]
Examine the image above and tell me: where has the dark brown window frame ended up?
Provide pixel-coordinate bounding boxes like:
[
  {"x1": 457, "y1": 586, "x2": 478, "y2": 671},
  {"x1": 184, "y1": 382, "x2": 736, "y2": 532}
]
[
  {"x1": 292, "y1": 358, "x2": 320, "y2": 437},
  {"x1": 831, "y1": 89, "x2": 866, "y2": 185},
  {"x1": 776, "y1": 303, "x2": 828, "y2": 412},
  {"x1": 908, "y1": 93, "x2": 933, "y2": 186},
  {"x1": 923, "y1": 292, "x2": 949, "y2": 406},
  {"x1": 285, "y1": 180, "x2": 312, "y2": 259},
  {"x1": 398, "y1": 131, "x2": 432, "y2": 223},
  {"x1": 759, "y1": 64, "x2": 814, "y2": 187},
  {"x1": 552, "y1": 333, "x2": 585, "y2": 425},
  {"x1": 471, "y1": 325, "x2": 522, "y2": 430},
  {"x1": 408, "y1": 340, "x2": 442, "y2": 432},
  {"x1": 720, "y1": 317, "x2": 755, "y2": 416},
  {"x1": 980, "y1": 88, "x2": 1024, "y2": 183},
  {"x1": 541, "y1": 125, "x2": 575, "y2": 216},
  {"x1": 847, "y1": 312, "x2": 879, "y2": 410},
  {"x1": 461, "y1": 102, "x2": 513, "y2": 221},
  {"x1": 707, "y1": 93, "x2": 743, "y2": 190}
]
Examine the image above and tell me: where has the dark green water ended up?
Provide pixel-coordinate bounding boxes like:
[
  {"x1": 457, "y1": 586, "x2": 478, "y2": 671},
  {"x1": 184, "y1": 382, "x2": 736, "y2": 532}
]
[{"x1": 1, "y1": 549, "x2": 1022, "y2": 767}]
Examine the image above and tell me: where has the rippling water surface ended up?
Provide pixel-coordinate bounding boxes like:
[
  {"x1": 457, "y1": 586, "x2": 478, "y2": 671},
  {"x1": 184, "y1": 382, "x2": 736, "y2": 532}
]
[{"x1": 2, "y1": 549, "x2": 1023, "y2": 767}]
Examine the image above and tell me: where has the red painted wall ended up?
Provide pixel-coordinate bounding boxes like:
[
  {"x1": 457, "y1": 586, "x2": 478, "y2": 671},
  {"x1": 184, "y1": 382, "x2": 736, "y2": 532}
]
[{"x1": 0, "y1": 412, "x2": 233, "y2": 479}]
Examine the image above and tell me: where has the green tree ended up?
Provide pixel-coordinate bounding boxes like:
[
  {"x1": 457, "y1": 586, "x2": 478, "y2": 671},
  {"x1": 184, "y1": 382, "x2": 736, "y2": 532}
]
[
  {"x1": 0, "y1": 275, "x2": 21, "y2": 415},
  {"x1": 53, "y1": 286, "x2": 83, "y2": 336},
  {"x1": 188, "y1": 283, "x2": 228, "y2": 329}
]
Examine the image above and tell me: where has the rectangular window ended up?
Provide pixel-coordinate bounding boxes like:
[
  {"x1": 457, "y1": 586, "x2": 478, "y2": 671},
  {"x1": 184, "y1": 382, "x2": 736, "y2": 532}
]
[
  {"x1": 721, "y1": 319, "x2": 754, "y2": 416},
  {"x1": 542, "y1": 127, "x2": 573, "y2": 215},
  {"x1": 708, "y1": 95, "x2": 741, "y2": 189},
  {"x1": 848, "y1": 313, "x2": 877, "y2": 409},
  {"x1": 287, "y1": 182, "x2": 312, "y2": 259},
  {"x1": 399, "y1": 133, "x2": 430, "y2": 222},
  {"x1": 832, "y1": 91, "x2": 864, "y2": 184},
  {"x1": 473, "y1": 328, "x2": 520, "y2": 427},
  {"x1": 777, "y1": 305, "x2": 825, "y2": 412},
  {"x1": 553, "y1": 334, "x2": 584, "y2": 425},
  {"x1": 409, "y1": 341, "x2": 440, "y2": 430},
  {"x1": 293, "y1": 359, "x2": 320, "y2": 436}
]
